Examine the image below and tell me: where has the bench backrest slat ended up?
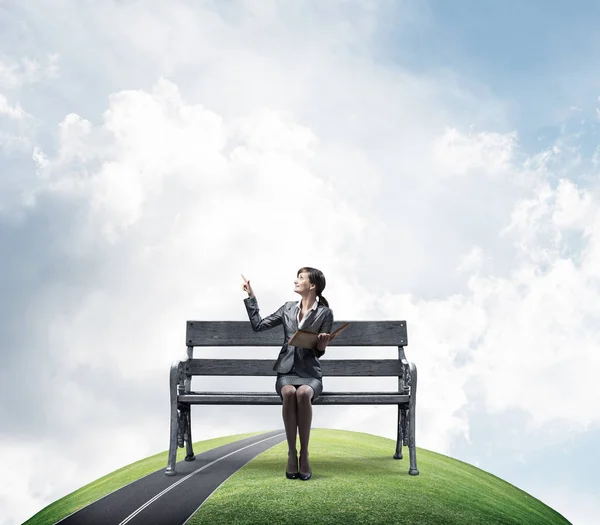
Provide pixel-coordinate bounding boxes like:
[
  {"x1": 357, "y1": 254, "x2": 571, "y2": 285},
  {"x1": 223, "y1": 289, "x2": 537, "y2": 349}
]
[
  {"x1": 184, "y1": 359, "x2": 403, "y2": 377},
  {"x1": 186, "y1": 321, "x2": 407, "y2": 347}
]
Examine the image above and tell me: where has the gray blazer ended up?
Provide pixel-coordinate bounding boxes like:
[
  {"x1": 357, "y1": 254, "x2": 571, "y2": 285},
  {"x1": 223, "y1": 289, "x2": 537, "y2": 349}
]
[{"x1": 243, "y1": 296, "x2": 334, "y2": 379}]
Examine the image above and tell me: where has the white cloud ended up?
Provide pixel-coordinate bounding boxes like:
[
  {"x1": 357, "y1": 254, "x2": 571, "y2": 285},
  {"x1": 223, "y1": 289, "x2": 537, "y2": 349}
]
[
  {"x1": 552, "y1": 178, "x2": 593, "y2": 230},
  {"x1": 534, "y1": 484, "x2": 600, "y2": 525},
  {"x1": 0, "y1": 91, "x2": 34, "y2": 156},
  {"x1": 21, "y1": 77, "x2": 366, "y2": 381},
  {"x1": 0, "y1": 93, "x2": 29, "y2": 119},
  {"x1": 0, "y1": 52, "x2": 59, "y2": 89},
  {"x1": 457, "y1": 246, "x2": 486, "y2": 274},
  {"x1": 0, "y1": 442, "x2": 46, "y2": 525},
  {"x1": 377, "y1": 136, "x2": 600, "y2": 440},
  {"x1": 27, "y1": 78, "x2": 365, "y2": 257},
  {"x1": 433, "y1": 127, "x2": 516, "y2": 177}
]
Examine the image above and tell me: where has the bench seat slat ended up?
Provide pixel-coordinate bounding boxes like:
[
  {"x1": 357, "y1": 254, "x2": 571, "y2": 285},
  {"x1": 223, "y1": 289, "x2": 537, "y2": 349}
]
[
  {"x1": 184, "y1": 359, "x2": 403, "y2": 376},
  {"x1": 186, "y1": 321, "x2": 407, "y2": 347},
  {"x1": 178, "y1": 393, "x2": 409, "y2": 405}
]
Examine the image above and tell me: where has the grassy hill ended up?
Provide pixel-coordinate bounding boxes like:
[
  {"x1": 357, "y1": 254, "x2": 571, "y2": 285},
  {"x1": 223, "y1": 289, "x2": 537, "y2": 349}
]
[
  {"x1": 25, "y1": 429, "x2": 571, "y2": 525},
  {"x1": 23, "y1": 431, "x2": 264, "y2": 525}
]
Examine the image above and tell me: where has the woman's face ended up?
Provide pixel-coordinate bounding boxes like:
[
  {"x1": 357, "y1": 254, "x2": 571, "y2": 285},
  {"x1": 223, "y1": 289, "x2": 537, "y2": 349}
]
[{"x1": 294, "y1": 272, "x2": 314, "y2": 295}]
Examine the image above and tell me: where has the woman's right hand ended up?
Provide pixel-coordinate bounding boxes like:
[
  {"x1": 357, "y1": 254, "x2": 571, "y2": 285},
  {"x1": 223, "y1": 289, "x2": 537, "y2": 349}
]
[{"x1": 241, "y1": 274, "x2": 255, "y2": 298}]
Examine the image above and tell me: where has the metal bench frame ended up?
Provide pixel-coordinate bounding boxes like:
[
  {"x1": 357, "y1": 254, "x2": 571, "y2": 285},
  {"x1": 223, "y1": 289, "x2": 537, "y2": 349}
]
[{"x1": 165, "y1": 320, "x2": 418, "y2": 476}]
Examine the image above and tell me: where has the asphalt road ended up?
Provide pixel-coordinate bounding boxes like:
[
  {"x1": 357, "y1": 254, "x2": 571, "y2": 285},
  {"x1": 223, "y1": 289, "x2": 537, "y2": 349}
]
[{"x1": 56, "y1": 430, "x2": 286, "y2": 525}]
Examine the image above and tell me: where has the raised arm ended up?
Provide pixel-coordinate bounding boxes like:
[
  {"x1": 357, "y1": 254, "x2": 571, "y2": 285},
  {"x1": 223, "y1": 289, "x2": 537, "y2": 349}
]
[
  {"x1": 243, "y1": 297, "x2": 285, "y2": 332},
  {"x1": 242, "y1": 274, "x2": 284, "y2": 332}
]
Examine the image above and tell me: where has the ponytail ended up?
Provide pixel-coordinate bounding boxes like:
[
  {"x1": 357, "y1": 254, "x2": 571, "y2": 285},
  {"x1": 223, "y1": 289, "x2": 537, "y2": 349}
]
[{"x1": 318, "y1": 293, "x2": 329, "y2": 308}]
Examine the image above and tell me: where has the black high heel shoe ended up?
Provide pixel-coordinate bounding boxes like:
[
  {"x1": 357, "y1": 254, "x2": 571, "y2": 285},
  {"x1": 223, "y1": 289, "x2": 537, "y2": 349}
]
[
  {"x1": 299, "y1": 453, "x2": 311, "y2": 480},
  {"x1": 286, "y1": 454, "x2": 299, "y2": 479}
]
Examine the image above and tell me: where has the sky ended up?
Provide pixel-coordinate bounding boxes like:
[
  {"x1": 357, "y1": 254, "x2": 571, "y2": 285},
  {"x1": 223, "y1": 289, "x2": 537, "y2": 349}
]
[{"x1": 1, "y1": 1, "x2": 599, "y2": 524}]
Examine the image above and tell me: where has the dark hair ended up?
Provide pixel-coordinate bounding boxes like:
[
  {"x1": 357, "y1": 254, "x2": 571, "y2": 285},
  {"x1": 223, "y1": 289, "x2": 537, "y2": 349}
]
[{"x1": 297, "y1": 266, "x2": 329, "y2": 307}]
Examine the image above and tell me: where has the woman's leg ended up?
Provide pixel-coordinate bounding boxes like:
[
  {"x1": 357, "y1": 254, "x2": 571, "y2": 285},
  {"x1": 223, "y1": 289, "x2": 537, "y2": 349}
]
[
  {"x1": 281, "y1": 385, "x2": 298, "y2": 473},
  {"x1": 296, "y1": 385, "x2": 314, "y2": 474}
]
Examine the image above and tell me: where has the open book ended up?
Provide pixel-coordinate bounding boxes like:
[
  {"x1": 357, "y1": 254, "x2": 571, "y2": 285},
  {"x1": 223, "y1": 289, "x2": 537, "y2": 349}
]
[{"x1": 288, "y1": 322, "x2": 350, "y2": 350}]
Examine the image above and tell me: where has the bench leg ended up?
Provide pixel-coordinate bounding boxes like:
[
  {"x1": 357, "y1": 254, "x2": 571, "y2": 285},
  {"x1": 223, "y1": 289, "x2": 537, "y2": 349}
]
[
  {"x1": 408, "y1": 362, "x2": 419, "y2": 475},
  {"x1": 165, "y1": 361, "x2": 181, "y2": 476},
  {"x1": 184, "y1": 406, "x2": 195, "y2": 461},
  {"x1": 393, "y1": 405, "x2": 405, "y2": 459},
  {"x1": 165, "y1": 406, "x2": 179, "y2": 476}
]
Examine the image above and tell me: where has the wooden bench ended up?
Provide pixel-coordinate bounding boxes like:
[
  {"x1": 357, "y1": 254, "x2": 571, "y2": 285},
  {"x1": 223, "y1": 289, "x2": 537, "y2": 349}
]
[{"x1": 165, "y1": 320, "x2": 419, "y2": 476}]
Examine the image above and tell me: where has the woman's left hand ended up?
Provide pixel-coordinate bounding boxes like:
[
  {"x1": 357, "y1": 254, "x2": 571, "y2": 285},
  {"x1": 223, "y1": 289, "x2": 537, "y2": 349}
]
[{"x1": 316, "y1": 333, "x2": 334, "y2": 352}]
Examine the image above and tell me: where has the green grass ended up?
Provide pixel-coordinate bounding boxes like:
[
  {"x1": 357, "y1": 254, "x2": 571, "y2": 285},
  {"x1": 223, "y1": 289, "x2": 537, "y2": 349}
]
[
  {"x1": 23, "y1": 431, "x2": 264, "y2": 525},
  {"x1": 188, "y1": 429, "x2": 571, "y2": 525},
  {"x1": 25, "y1": 429, "x2": 571, "y2": 525}
]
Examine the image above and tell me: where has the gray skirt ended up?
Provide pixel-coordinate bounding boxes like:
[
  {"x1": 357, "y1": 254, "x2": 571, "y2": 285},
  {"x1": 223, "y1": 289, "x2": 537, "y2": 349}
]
[{"x1": 276, "y1": 372, "x2": 323, "y2": 401}]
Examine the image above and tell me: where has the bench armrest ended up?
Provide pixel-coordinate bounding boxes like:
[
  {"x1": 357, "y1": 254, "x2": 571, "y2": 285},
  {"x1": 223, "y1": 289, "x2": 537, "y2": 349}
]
[
  {"x1": 170, "y1": 359, "x2": 185, "y2": 396},
  {"x1": 398, "y1": 347, "x2": 410, "y2": 393}
]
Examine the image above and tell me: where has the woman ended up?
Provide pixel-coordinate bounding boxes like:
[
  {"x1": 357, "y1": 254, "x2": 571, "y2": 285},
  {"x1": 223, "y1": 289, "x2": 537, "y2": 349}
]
[{"x1": 241, "y1": 267, "x2": 334, "y2": 481}]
